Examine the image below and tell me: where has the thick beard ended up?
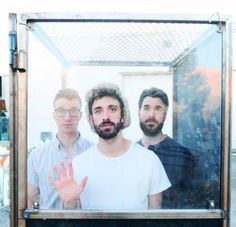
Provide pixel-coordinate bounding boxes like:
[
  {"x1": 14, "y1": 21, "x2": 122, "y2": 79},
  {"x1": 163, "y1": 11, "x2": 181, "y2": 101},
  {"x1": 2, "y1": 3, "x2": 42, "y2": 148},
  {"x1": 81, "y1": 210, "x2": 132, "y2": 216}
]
[
  {"x1": 93, "y1": 120, "x2": 123, "y2": 140},
  {"x1": 139, "y1": 120, "x2": 164, "y2": 137}
]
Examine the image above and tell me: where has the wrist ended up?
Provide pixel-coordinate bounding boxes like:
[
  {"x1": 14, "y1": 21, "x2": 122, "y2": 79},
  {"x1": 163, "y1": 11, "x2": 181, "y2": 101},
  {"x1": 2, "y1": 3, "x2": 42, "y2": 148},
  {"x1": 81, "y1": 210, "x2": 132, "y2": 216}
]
[{"x1": 63, "y1": 200, "x2": 77, "y2": 209}]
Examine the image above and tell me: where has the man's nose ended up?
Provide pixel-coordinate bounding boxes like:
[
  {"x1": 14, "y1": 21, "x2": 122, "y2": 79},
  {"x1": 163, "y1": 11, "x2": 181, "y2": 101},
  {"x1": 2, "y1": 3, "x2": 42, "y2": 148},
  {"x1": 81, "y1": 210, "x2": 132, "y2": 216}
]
[
  {"x1": 102, "y1": 110, "x2": 110, "y2": 120},
  {"x1": 64, "y1": 111, "x2": 71, "y2": 120},
  {"x1": 149, "y1": 109, "x2": 155, "y2": 116}
]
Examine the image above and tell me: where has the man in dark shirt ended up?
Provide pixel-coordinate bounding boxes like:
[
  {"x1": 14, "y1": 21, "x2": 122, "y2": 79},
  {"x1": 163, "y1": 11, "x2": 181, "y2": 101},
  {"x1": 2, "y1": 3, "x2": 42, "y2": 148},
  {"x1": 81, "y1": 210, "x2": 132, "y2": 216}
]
[{"x1": 137, "y1": 87, "x2": 195, "y2": 208}]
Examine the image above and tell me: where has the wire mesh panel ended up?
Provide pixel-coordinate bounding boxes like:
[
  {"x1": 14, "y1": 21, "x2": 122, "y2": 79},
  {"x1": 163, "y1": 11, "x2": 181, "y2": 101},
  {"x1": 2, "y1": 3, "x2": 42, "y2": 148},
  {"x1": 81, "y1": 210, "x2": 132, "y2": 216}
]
[{"x1": 30, "y1": 20, "x2": 215, "y2": 66}]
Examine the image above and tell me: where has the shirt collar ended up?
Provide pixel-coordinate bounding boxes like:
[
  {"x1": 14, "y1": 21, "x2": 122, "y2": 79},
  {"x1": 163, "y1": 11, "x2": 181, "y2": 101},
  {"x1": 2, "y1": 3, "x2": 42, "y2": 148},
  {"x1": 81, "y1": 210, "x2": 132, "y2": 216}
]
[{"x1": 53, "y1": 132, "x2": 81, "y2": 151}]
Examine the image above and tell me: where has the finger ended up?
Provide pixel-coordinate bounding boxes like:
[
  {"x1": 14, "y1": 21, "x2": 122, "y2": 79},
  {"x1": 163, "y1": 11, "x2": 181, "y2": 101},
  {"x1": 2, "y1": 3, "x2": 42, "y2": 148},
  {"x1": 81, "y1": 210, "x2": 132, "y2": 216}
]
[
  {"x1": 68, "y1": 161, "x2": 73, "y2": 177},
  {"x1": 79, "y1": 176, "x2": 88, "y2": 189},
  {"x1": 53, "y1": 164, "x2": 62, "y2": 180},
  {"x1": 60, "y1": 160, "x2": 67, "y2": 178},
  {"x1": 48, "y1": 173, "x2": 55, "y2": 186}
]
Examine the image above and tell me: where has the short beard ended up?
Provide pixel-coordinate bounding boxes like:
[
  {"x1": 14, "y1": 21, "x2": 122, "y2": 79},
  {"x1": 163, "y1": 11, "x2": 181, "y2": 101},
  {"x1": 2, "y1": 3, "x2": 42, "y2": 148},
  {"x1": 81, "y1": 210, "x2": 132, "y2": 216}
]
[
  {"x1": 139, "y1": 121, "x2": 164, "y2": 137},
  {"x1": 93, "y1": 120, "x2": 123, "y2": 140}
]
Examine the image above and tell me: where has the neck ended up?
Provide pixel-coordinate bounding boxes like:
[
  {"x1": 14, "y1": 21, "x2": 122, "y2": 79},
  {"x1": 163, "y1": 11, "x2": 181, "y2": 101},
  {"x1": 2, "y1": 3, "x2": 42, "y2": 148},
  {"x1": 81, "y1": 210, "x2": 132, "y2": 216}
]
[
  {"x1": 142, "y1": 132, "x2": 166, "y2": 148},
  {"x1": 57, "y1": 131, "x2": 79, "y2": 153},
  {"x1": 98, "y1": 132, "x2": 131, "y2": 157}
]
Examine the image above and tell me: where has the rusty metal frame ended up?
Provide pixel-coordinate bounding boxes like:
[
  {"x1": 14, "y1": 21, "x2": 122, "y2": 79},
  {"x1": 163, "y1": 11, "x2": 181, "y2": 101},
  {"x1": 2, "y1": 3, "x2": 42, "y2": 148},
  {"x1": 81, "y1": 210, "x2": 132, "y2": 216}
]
[{"x1": 8, "y1": 12, "x2": 232, "y2": 227}]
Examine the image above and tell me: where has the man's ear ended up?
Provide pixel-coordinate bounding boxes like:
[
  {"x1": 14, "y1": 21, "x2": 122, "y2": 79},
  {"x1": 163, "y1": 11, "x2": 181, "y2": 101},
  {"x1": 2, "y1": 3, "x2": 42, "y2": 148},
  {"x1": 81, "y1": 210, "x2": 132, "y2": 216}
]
[{"x1": 163, "y1": 107, "x2": 168, "y2": 121}]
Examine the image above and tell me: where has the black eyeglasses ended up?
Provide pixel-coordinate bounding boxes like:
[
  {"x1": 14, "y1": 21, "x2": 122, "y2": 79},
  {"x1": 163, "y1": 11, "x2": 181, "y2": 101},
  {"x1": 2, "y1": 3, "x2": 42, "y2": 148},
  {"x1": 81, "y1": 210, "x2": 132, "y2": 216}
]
[{"x1": 54, "y1": 108, "x2": 80, "y2": 117}]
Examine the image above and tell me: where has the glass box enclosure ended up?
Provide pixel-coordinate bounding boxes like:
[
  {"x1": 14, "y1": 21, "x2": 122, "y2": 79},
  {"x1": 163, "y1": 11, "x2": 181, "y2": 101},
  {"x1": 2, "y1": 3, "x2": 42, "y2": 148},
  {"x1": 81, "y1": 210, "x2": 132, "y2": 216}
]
[{"x1": 8, "y1": 13, "x2": 232, "y2": 227}]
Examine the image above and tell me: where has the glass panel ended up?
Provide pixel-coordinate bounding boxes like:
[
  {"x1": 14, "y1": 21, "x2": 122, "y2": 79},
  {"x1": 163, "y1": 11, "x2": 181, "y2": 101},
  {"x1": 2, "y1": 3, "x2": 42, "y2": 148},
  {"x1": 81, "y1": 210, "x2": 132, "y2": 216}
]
[
  {"x1": 174, "y1": 31, "x2": 222, "y2": 208},
  {"x1": 26, "y1": 18, "x2": 222, "y2": 212}
]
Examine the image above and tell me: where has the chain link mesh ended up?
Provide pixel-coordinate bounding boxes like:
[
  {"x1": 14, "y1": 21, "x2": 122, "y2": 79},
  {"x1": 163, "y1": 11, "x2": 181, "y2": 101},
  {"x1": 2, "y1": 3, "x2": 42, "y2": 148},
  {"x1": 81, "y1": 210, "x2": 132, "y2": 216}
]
[{"x1": 32, "y1": 21, "x2": 214, "y2": 66}]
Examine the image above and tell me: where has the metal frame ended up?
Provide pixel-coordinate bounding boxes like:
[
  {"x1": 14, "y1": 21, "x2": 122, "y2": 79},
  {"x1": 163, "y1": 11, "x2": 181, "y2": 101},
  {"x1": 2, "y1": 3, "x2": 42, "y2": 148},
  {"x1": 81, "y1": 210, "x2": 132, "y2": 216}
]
[
  {"x1": 8, "y1": 12, "x2": 232, "y2": 227},
  {"x1": 25, "y1": 209, "x2": 224, "y2": 219}
]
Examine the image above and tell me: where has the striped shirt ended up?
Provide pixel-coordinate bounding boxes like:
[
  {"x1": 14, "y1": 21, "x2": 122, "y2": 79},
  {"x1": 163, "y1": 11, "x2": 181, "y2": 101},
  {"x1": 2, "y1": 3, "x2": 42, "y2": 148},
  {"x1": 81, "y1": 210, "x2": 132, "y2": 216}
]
[{"x1": 27, "y1": 134, "x2": 93, "y2": 209}]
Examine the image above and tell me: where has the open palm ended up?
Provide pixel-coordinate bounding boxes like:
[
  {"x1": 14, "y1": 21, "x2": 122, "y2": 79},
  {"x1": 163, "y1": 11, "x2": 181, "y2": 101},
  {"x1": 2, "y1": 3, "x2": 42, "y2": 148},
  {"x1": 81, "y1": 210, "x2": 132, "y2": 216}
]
[{"x1": 48, "y1": 161, "x2": 88, "y2": 206}]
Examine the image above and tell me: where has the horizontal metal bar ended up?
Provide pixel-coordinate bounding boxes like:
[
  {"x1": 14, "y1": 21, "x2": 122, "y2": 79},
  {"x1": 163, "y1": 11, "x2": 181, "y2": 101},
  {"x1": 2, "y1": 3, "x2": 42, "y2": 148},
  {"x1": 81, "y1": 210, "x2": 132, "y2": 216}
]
[
  {"x1": 68, "y1": 61, "x2": 171, "y2": 67},
  {"x1": 20, "y1": 12, "x2": 231, "y2": 24},
  {"x1": 22, "y1": 209, "x2": 225, "y2": 220}
]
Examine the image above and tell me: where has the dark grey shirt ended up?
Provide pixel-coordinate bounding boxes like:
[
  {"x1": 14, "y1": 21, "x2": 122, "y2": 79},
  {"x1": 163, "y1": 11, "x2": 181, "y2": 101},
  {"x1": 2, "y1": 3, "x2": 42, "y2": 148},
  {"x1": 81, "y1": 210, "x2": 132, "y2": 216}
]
[{"x1": 137, "y1": 136, "x2": 195, "y2": 208}]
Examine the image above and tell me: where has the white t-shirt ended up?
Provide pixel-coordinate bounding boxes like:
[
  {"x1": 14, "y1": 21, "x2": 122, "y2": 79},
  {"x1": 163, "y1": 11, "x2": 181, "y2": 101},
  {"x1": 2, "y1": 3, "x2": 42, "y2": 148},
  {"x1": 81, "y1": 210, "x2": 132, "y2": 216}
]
[{"x1": 72, "y1": 143, "x2": 171, "y2": 210}]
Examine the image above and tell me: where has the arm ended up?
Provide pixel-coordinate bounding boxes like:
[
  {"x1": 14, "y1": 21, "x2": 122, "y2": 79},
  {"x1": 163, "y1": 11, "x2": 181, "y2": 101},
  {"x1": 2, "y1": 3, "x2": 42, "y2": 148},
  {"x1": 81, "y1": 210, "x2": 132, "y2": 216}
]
[
  {"x1": 27, "y1": 148, "x2": 40, "y2": 208},
  {"x1": 48, "y1": 161, "x2": 88, "y2": 209},
  {"x1": 148, "y1": 192, "x2": 163, "y2": 209},
  {"x1": 27, "y1": 183, "x2": 39, "y2": 208}
]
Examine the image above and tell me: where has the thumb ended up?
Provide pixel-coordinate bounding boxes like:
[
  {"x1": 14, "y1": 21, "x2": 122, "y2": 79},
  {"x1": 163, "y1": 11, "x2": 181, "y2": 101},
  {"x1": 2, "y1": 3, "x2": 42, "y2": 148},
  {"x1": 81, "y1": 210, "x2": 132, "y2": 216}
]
[{"x1": 79, "y1": 176, "x2": 88, "y2": 189}]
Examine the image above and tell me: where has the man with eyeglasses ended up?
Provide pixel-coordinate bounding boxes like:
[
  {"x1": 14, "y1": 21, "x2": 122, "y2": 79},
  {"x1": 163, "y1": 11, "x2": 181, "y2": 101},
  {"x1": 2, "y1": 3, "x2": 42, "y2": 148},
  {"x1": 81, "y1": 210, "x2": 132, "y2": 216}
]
[
  {"x1": 27, "y1": 88, "x2": 93, "y2": 209},
  {"x1": 49, "y1": 83, "x2": 171, "y2": 210}
]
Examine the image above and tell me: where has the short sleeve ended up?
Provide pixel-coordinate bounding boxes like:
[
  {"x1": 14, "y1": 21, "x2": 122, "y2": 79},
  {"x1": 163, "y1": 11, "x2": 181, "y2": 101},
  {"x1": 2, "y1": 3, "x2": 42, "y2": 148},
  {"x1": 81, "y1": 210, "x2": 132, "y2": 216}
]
[{"x1": 149, "y1": 154, "x2": 171, "y2": 195}]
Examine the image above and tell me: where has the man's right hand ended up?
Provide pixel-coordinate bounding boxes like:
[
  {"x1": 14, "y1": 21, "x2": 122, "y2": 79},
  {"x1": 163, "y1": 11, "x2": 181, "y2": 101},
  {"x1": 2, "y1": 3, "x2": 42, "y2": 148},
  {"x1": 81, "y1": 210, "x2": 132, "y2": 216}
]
[{"x1": 48, "y1": 161, "x2": 88, "y2": 207}]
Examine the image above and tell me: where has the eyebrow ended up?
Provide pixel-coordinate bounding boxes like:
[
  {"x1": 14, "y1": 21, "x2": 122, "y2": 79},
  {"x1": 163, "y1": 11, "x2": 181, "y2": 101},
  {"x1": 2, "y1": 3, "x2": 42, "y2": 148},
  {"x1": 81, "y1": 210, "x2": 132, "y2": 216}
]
[
  {"x1": 143, "y1": 104, "x2": 162, "y2": 108},
  {"x1": 108, "y1": 104, "x2": 119, "y2": 108},
  {"x1": 143, "y1": 104, "x2": 151, "y2": 107},
  {"x1": 92, "y1": 104, "x2": 119, "y2": 111},
  {"x1": 92, "y1": 106, "x2": 102, "y2": 111}
]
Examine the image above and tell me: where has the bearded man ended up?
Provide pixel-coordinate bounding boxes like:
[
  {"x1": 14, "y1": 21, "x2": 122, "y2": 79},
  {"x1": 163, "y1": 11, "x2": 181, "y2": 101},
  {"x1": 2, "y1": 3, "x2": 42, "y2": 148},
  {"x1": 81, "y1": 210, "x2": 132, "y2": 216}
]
[{"x1": 137, "y1": 87, "x2": 195, "y2": 209}]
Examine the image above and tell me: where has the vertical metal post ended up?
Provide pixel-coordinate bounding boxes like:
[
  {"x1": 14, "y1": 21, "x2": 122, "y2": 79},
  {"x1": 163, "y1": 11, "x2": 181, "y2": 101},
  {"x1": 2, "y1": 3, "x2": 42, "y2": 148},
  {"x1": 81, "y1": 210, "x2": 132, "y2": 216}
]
[
  {"x1": 8, "y1": 13, "x2": 18, "y2": 227},
  {"x1": 17, "y1": 15, "x2": 28, "y2": 227},
  {"x1": 9, "y1": 13, "x2": 28, "y2": 227},
  {"x1": 221, "y1": 18, "x2": 233, "y2": 227}
]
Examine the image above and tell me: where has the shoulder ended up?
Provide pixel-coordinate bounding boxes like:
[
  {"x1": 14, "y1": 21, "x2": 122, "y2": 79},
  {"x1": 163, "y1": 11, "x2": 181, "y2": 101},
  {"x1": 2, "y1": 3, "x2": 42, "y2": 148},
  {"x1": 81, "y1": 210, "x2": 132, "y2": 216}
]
[
  {"x1": 163, "y1": 136, "x2": 181, "y2": 146},
  {"x1": 132, "y1": 143, "x2": 159, "y2": 160},
  {"x1": 160, "y1": 137, "x2": 194, "y2": 163},
  {"x1": 27, "y1": 140, "x2": 57, "y2": 168},
  {"x1": 28, "y1": 139, "x2": 55, "y2": 157},
  {"x1": 131, "y1": 144, "x2": 165, "y2": 173},
  {"x1": 162, "y1": 137, "x2": 191, "y2": 152},
  {"x1": 133, "y1": 142, "x2": 148, "y2": 152},
  {"x1": 73, "y1": 144, "x2": 96, "y2": 161},
  {"x1": 78, "y1": 135, "x2": 94, "y2": 148}
]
